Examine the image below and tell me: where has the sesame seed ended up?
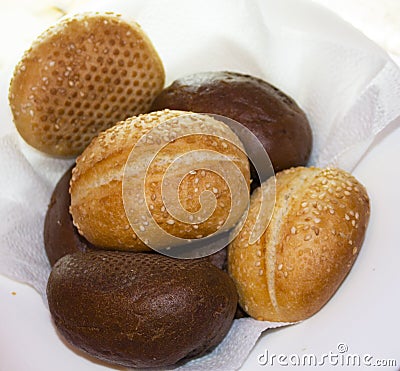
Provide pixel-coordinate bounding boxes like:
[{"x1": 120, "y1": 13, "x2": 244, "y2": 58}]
[
  {"x1": 193, "y1": 225, "x2": 199, "y2": 229},
  {"x1": 301, "y1": 202, "x2": 308, "y2": 208},
  {"x1": 167, "y1": 219, "x2": 175, "y2": 225},
  {"x1": 351, "y1": 220, "x2": 356, "y2": 227},
  {"x1": 283, "y1": 271, "x2": 288, "y2": 277},
  {"x1": 355, "y1": 212, "x2": 359, "y2": 220},
  {"x1": 313, "y1": 227, "x2": 320, "y2": 235},
  {"x1": 345, "y1": 214, "x2": 350, "y2": 220},
  {"x1": 304, "y1": 234, "x2": 312, "y2": 241},
  {"x1": 189, "y1": 170, "x2": 197, "y2": 175},
  {"x1": 255, "y1": 261, "x2": 261, "y2": 267},
  {"x1": 201, "y1": 170, "x2": 206, "y2": 177},
  {"x1": 194, "y1": 178, "x2": 199, "y2": 184},
  {"x1": 161, "y1": 206, "x2": 166, "y2": 212},
  {"x1": 291, "y1": 226, "x2": 296, "y2": 234},
  {"x1": 344, "y1": 191, "x2": 351, "y2": 196},
  {"x1": 349, "y1": 240, "x2": 353, "y2": 245},
  {"x1": 277, "y1": 263, "x2": 283, "y2": 270},
  {"x1": 151, "y1": 194, "x2": 156, "y2": 201},
  {"x1": 321, "y1": 179, "x2": 328, "y2": 185},
  {"x1": 139, "y1": 226, "x2": 145, "y2": 232},
  {"x1": 257, "y1": 250, "x2": 262, "y2": 257},
  {"x1": 213, "y1": 187, "x2": 218, "y2": 194},
  {"x1": 258, "y1": 269, "x2": 264, "y2": 276},
  {"x1": 314, "y1": 218, "x2": 321, "y2": 224},
  {"x1": 352, "y1": 247, "x2": 357, "y2": 255}
]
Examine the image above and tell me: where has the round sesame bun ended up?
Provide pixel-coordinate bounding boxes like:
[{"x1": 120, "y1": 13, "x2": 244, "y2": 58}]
[
  {"x1": 9, "y1": 12, "x2": 165, "y2": 157},
  {"x1": 228, "y1": 166, "x2": 370, "y2": 322},
  {"x1": 70, "y1": 109, "x2": 250, "y2": 251}
]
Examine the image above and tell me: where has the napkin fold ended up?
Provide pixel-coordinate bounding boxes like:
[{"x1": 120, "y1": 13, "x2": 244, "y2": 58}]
[{"x1": 1, "y1": 0, "x2": 400, "y2": 370}]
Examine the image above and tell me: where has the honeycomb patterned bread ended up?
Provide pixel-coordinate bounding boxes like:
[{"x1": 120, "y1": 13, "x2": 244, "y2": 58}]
[{"x1": 9, "y1": 12, "x2": 165, "y2": 157}]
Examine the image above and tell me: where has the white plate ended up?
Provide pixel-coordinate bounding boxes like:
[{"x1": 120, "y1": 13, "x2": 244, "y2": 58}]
[{"x1": 0, "y1": 1, "x2": 399, "y2": 370}]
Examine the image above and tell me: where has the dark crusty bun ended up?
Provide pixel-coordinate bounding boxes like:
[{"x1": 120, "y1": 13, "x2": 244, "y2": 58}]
[
  {"x1": 150, "y1": 71, "x2": 312, "y2": 174},
  {"x1": 47, "y1": 251, "x2": 237, "y2": 368},
  {"x1": 44, "y1": 165, "x2": 228, "y2": 269},
  {"x1": 9, "y1": 12, "x2": 165, "y2": 157},
  {"x1": 228, "y1": 167, "x2": 370, "y2": 322},
  {"x1": 44, "y1": 166, "x2": 96, "y2": 266}
]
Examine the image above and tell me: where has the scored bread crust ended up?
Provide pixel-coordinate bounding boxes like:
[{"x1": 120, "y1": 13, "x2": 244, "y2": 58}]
[
  {"x1": 228, "y1": 167, "x2": 370, "y2": 322},
  {"x1": 70, "y1": 109, "x2": 250, "y2": 251},
  {"x1": 9, "y1": 12, "x2": 165, "y2": 157}
]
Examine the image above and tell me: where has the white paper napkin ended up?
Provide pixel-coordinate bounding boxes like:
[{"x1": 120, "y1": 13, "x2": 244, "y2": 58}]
[{"x1": 1, "y1": 0, "x2": 400, "y2": 370}]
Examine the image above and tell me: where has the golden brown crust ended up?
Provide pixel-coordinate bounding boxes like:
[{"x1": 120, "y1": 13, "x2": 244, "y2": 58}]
[
  {"x1": 228, "y1": 167, "x2": 370, "y2": 322},
  {"x1": 70, "y1": 110, "x2": 250, "y2": 251},
  {"x1": 9, "y1": 12, "x2": 165, "y2": 157}
]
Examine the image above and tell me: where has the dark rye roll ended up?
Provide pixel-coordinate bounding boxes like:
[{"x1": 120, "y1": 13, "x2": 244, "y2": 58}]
[
  {"x1": 150, "y1": 71, "x2": 313, "y2": 176},
  {"x1": 47, "y1": 251, "x2": 238, "y2": 368}
]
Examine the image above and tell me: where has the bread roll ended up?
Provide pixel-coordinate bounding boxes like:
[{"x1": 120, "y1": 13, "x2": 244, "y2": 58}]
[
  {"x1": 44, "y1": 165, "x2": 96, "y2": 266},
  {"x1": 228, "y1": 167, "x2": 370, "y2": 322},
  {"x1": 150, "y1": 71, "x2": 312, "y2": 175},
  {"x1": 45, "y1": 165, "x2": 228, "y2": 267},
  {"x1": 9, "y1": 12, "x2": 165, "y2": 157},
  {"x1": 47, "y1": 251, "x2": 237, "y2": 368},
  {"x1": 70, "y1": 109, "x2": 250, "y2": 251}
]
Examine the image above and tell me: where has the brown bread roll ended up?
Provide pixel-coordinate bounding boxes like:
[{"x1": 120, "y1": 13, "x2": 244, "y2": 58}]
[
  {"x1": 228, "y1": 167, "x2": 370, "y2": 322},
  {"x1": 44, "y1": 165, "x2": 96, "y2": 266},
  {"x1": 70, "y1": 109, "x2": 250, "y2": 251},
  {"x1": 9, "y1": 12, "x2": 165, "y2": 157},
  {"x1": 47, "y1": 251, "x2": 238, "y2": 368},
  {"x1": 150, "y1": 71, "x2": 312, "y2": 174}
]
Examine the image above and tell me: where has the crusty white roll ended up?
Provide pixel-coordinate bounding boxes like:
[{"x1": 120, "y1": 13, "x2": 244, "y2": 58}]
[
  {"x1": 70, "y1": 109, "x2": 250, "y2": 251},
  {"x1": 9, "y1": 12, "x2": 165, "y2": 157},
  {"x1": 228, "y1": 166, "x2": 370, "y2": 322}
]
